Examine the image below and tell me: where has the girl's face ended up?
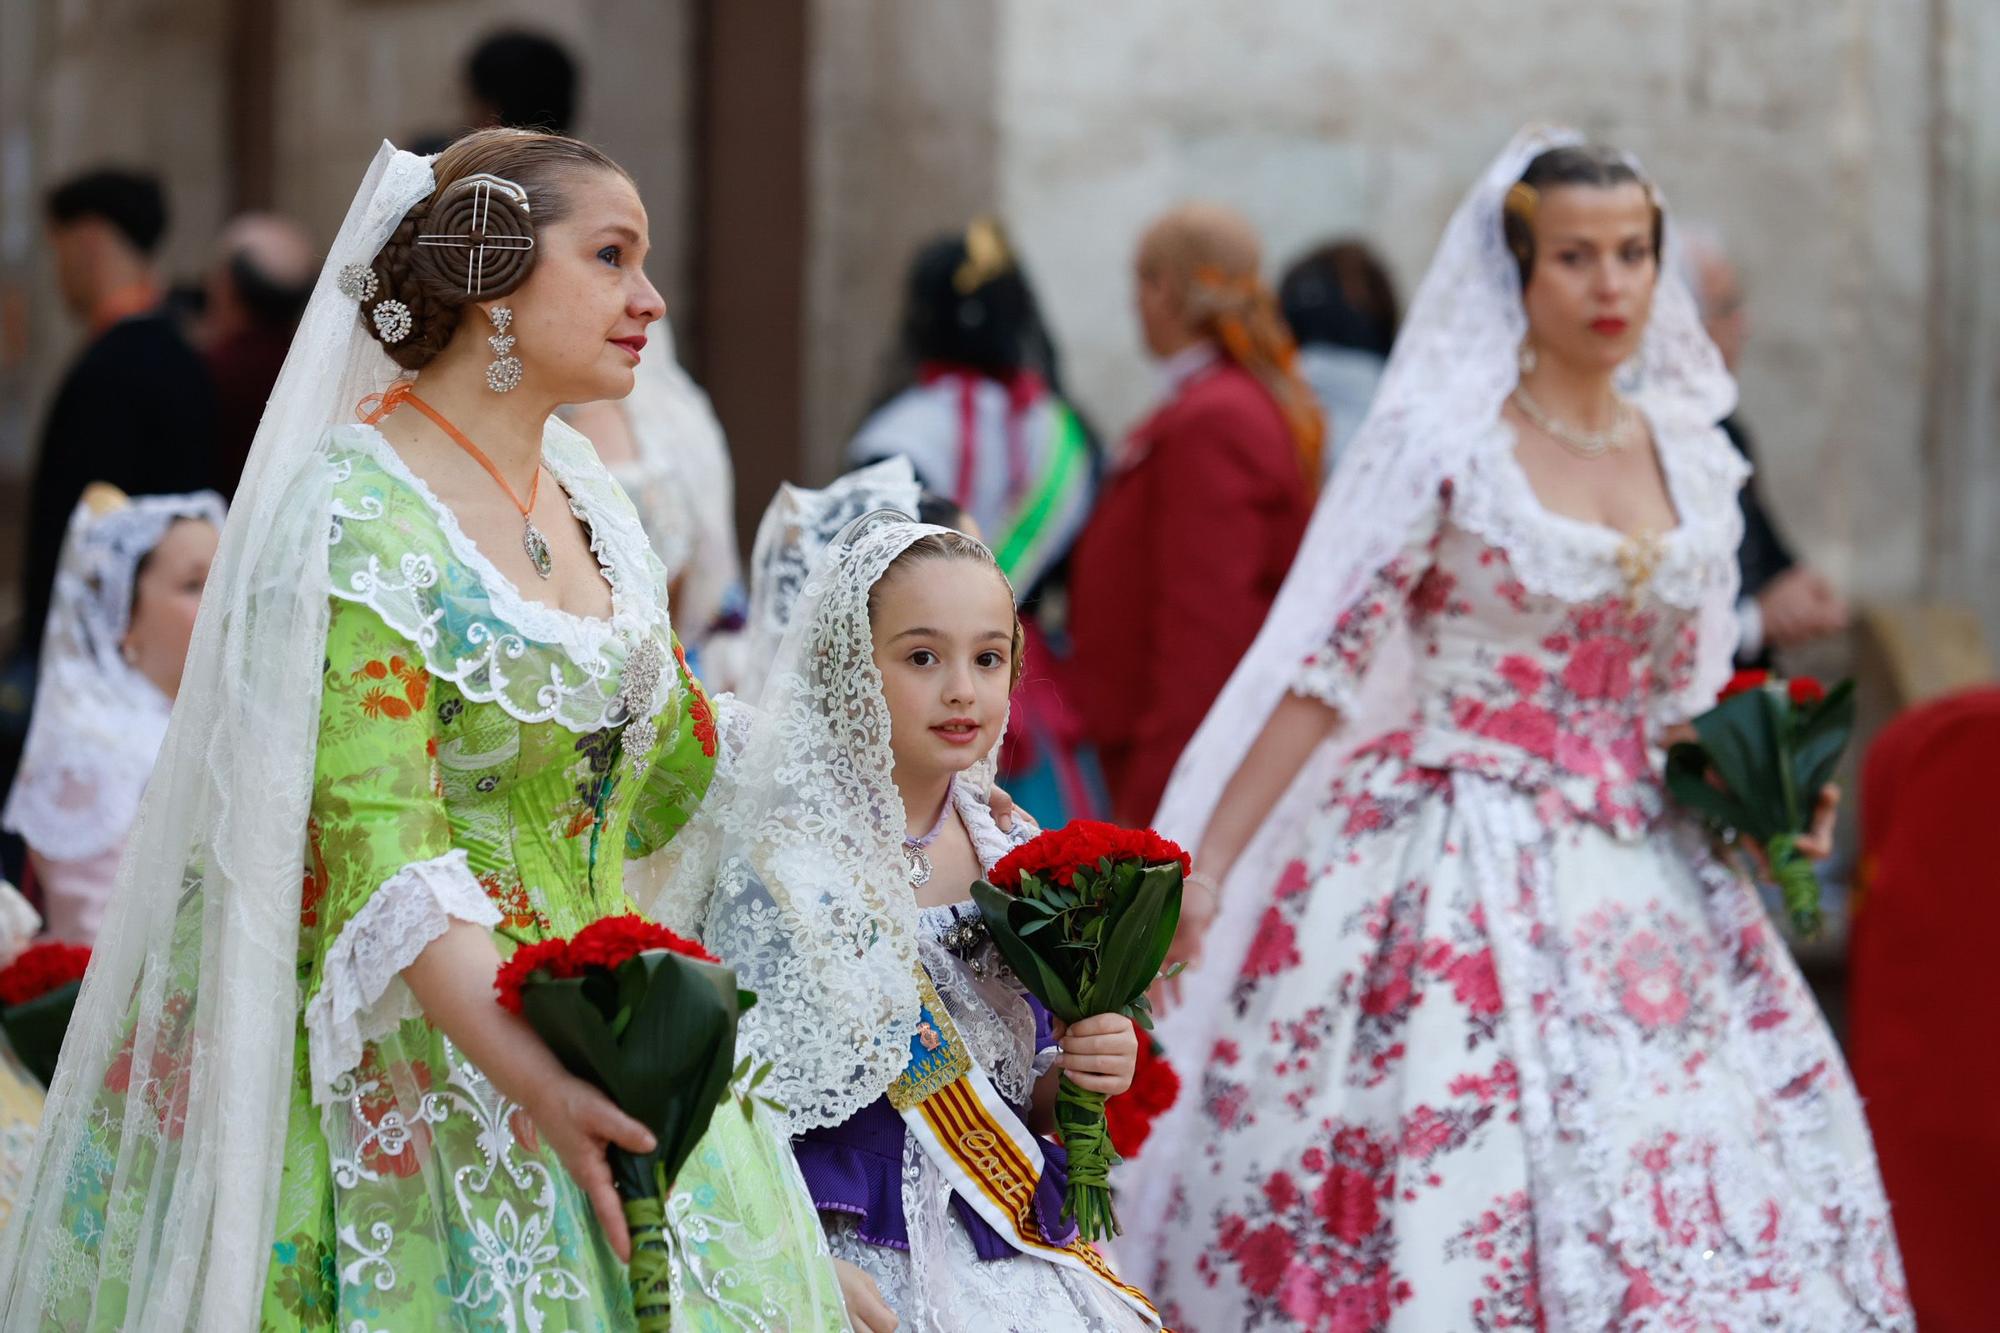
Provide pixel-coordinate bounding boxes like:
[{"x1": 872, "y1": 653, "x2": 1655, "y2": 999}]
[
  {"x1": 1520, "y1": 182, "x2": 1658, "y2": 375},
  {"x1": 870, "y1": 556, "x2": 1016, "y2": 784},
  {"x1": 490, "y1": 168, "x2": 664, "y2": 406},
  {"x1": 124, "y1": 517, "x2": 218, "y2": 700}
]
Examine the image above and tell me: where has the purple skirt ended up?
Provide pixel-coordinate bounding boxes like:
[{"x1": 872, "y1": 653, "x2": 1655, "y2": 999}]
[{"x1": 794, "y1": 996, "x2": 1075, "y2": 1259}]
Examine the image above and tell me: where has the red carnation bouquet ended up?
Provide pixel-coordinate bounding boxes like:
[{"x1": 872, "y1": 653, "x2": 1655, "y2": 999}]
[
  {"x1": 0, "y1": 940, "x2": 91, "y2": 1085},
  {"x1": 1105, "y1": 1035, "x2": 1181, "y2": 1160},
  {"x1": 971, "y1": 820, "x2": 1186, "y2": 1241},
  {"x1": 1666, "y1": 670, "x2": 1854, "y2": 934},
  {"x1": 495, "y1": 914, "x2": 761, "y2": 1332}
]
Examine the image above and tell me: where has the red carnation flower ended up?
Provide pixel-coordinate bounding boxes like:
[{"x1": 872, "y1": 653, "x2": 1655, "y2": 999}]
[
  {"x1": 0, "y1": 941, "x2": 92, "y2": 1007},
  {"x1": 567, "y1": 914, "x2": 716, "y2": 973},
  {"x1": 494, "y1": 938, "x2": 574, "y2": 1014},
  {"x1": 989, "y1": 820, "x2": 1191, "y2": 893},
  {"x1": 1787, "y1": 677, "x2": 1826, "y2": 707},
  {"x1": 1720, "y1": 669, "x2": 1769, "y2": 701}
]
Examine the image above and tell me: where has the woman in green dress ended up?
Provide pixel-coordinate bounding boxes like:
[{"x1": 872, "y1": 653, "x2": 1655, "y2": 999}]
[{"x1": 0, "y1": 131, "x2": 856, "y2": 1330}]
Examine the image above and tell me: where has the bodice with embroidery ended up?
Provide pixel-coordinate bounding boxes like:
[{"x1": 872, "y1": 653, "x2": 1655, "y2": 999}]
[{"x1": 1295, "y1": 417, "x2": 1744, "y2": 838}]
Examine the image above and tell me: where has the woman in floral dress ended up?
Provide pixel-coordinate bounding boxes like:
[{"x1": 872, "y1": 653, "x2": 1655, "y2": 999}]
[
  {"x1": 0, "y1": 130, "x2": 848, "y2": 1329},
  {"x1": 1123, "y1": 129, "x2": 1909, "y2": 1331}
]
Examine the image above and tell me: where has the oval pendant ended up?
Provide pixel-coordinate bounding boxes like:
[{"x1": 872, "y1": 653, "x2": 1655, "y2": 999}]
[
  {"x1": 905, "y1": 844, "x2": 933, "y2": 888},
  {"x1": 523, "y1": 521, "x2": 554, "y2": 579}
]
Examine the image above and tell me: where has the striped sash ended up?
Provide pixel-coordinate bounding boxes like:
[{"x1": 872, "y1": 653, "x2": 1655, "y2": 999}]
[{"x1": 887, "y1": 972, "x2": 1164, "y2": 1327}]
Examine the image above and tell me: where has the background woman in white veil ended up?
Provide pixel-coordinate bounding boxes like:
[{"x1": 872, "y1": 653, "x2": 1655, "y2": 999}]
[
  {"x1": 1124, "y1": 128, "x2": 1907, "y2": 1329},
  {"x1": 0, "y1": 131, "x2": 848, "y2": 1330},
  {"x1": 566, "y1": 316, "x2": 743, "y2": 665}
]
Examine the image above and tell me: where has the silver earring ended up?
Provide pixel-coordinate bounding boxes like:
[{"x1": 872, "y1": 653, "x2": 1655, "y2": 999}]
[
  {"x1": 372, "y1": 299, "x2": 413, "y2": 345},
  {"x1": 1518, "y1": 338, "x2": 1538, "y2": 375},
  {"x1": 485, "y1": 305, "x2": 522, "y2": 393}
]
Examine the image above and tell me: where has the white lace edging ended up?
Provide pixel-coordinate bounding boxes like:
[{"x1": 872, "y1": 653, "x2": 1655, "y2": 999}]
[
  {"x1": 303, "y1": 848, "x2": 500, "y2": 1104},
  {"x1": 322, "y1": 423, "x2": 679, "y2": 735}
]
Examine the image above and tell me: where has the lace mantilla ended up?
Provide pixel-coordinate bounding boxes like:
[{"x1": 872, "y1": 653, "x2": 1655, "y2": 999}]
[
  {"x1": 675, "y1": 515, "x2": 1001, "y2": 1136},
  {"x1": 323, "y1": 418, "x2": 679, "y2": 735},
  {"x1": 304, "y1": 848, "x2": 500, "y2": 1103},
  {"x1": 1452, "y1": 412, "x2": 1748, "y2": 612}
]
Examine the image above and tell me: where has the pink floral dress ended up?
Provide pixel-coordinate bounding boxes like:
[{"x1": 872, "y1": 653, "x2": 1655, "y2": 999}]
[{"x1": 1147, "y1": 419, "x2": 1909, "y2": 1331}]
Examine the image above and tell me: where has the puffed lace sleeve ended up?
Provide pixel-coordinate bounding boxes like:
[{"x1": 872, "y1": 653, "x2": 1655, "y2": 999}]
[
  {"x1": 1290, "y1": 479, "x2": 1452, "y2": 715},
  {"x1": 300, "y1": 595, "x2": 498, "y2": 1103}
]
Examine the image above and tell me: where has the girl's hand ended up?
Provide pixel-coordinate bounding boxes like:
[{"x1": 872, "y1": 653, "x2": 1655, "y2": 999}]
[
  {"x1": 1055, "y1": 1013, "x2": 1138, "y2": 1097},
  {"x1": 517, "y1": 1074, "x2": 656, "y2": 1262},
  {"x1": 834, "y1": 1258, "x2": 899, "y2": 1332}
]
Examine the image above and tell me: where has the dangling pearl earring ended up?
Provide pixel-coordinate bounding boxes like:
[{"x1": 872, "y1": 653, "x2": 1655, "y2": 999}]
[
  {"x1": 485, "y1": 305, "x2": 523, "y2": 393},
  {"x1": 1518, "y1": 338, "x2": 1538, "y2": 376}
]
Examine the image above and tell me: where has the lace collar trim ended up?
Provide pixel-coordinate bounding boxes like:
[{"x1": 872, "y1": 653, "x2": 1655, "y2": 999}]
[
  {"x1": 322, "y1": 418, "x2": 678, "y2": 732},
  {"x1": 1453, "y1": 407, "x2": 1748, "y2": 611}
]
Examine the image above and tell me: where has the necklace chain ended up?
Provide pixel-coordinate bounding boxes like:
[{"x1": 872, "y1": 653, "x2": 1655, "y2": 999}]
[
  {"x1": 1512, "y1": 384, "x2": 1632, "y2": 459},
  {"x1": 366, "y1": 385, "x2": 555, "y2": 580}
]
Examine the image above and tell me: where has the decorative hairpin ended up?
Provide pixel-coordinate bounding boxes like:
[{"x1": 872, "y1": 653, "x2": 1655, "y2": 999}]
[
  {"x1": 336, "y1": 263, "x2": 380, "y2": 303},
  {"x1": 416, "y1": 173, "x2": 537, "y2": 296},
  {"x1": 1504, "y1": 182, "x2": 1540, "y2": 218},
  {"x1": 371, "y1": 300, "x2": 413, "y2": 344}
]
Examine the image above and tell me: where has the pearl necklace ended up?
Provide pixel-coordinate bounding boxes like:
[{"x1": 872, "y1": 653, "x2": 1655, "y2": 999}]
[{"x1": 1512, "y1": 385, "x2": 1634, "y2": 460}]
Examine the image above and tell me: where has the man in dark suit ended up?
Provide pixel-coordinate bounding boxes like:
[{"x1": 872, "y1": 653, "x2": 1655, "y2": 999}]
[
  {"x1": 11, "y1": 172, "x2": 218, "y2": 669},
  {"x1": 1685, "y1": 232, "x2": 1847, "y2": 665}
]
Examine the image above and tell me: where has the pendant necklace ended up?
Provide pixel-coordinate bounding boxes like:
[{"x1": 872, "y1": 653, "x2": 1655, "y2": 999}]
[
  {"x1": 1512, "y1": 384, "x2": 1632, "y2": 460},
  {"x1": 386, "y1": 389, "x2": 554, "y2": 579},
  {"x1": 903, "y1": 781, "x2": 955, "y2": 888}
]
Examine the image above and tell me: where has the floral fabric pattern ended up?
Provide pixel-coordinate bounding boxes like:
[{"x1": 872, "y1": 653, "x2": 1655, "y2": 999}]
[
  {"x1": 1151, "y1": 458, "x2": 1908, "y2": 1330},
  {"x1": 38, "y1": 437, "x2": 845, "y2": 1330}
]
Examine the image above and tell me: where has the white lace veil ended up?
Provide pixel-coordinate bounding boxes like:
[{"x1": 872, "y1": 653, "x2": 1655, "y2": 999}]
[
  {"x1": 1122, "y1": 125, "x2": 1739, "y2": 1260},
  {"x1": 0, "y1": 143, "x2": 435, "y2": 1328},
  {"x1": 636, "y1": 509, "x2": 1037, "y2": 1133},
  {"x1": 3, "y1": 489, "x2": 226, "y2": 862},
  {"x1": 707, "y1": 457, "x2": 922, "y2": 703},
  {"x1": 1155, "y1": 123, "x2": 1735, "y2": 851}
]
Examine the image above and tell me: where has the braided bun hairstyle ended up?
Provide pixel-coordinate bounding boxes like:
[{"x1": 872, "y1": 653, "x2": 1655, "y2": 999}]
[
  {"x1": 360, "y1": 127, "x2": 629, "y2": 369},
  {"x1": 1502, "y1": 144, "x2": 1663, "y2": 286}
]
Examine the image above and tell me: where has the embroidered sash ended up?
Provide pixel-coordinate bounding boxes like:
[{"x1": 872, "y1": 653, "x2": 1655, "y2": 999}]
[{"x1": 887, "y1": 971, "x2": 1164, "y2": 1328}]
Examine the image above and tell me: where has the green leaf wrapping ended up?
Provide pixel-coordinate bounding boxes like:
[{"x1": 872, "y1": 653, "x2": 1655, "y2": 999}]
[
  {"x1": 1055, "y1": 1079, "x2": 1120, "y2": 1242},
  {"x1": 0, "y1": 980, "x2": 82, "y2": 1087},
  {"x1": 973, "y1": 853, "x2": 1184, "y2": 1240},
  {"x1": 971, "y1": 877, "x2": 1082, "y2": 1021},
  {"x1": 1688, "y1": 688, "x2": 1788, "y2": 840},
  {"x1": 518, "y1": 949, "x2": 744, "y2": 1204},
  {"x1": 622, "y1": 1159, "x2": 676, "y2": 1332}
]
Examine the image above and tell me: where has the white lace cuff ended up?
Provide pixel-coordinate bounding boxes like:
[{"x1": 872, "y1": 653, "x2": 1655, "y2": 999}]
[{"x1": 304, "y1": 848, "x2": 499, "y2": 1103}]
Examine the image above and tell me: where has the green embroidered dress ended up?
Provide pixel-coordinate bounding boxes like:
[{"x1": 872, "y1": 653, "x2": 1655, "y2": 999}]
[{"x1": 239, "y1": 420, "x2": 844, "y2": 1329}]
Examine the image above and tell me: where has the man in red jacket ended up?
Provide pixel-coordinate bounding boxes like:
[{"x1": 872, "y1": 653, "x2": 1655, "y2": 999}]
[{"x1": 1068, "y1": 203, "x2": 1319, "y2": 825}]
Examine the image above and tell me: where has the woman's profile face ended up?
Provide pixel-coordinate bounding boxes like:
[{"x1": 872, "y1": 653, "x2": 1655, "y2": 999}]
[
  {"x1": 124, "y1": 518, "x2": 219, "y2": 701},
  {"x1": 492, "y1": 168, "x2": 664, "y2": 406},
  {"x1": 1519, "y1": 182, "x2": 1658, "y2": 376}
]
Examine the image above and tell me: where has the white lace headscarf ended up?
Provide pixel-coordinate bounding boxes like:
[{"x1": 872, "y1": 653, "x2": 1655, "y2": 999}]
[
  {"x1": 705, "y1": 457, "x2": 922, "y2": 703},
  {"x1": 638, "y1": 510, "x2": 1039, "y2": 1133},
  {"x1": 1121, "y1": 125, "x2": 1740, "y2": 1262},
  {"x1": 0, "y1": 143, "x2": 436, "y2": 1328},
  {"x1": 3, "y1": 489, "x2": 225, "y2": 863}
]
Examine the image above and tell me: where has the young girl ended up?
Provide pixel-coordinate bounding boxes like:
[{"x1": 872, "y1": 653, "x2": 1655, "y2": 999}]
[{"x1": 648, "y1": 512, "x2": 1164, "y2": 1332}]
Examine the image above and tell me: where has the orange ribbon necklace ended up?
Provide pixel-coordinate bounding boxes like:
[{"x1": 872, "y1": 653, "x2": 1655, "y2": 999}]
[{"x1": 362, "y1": 381, "x2": 554, "y2": 579}]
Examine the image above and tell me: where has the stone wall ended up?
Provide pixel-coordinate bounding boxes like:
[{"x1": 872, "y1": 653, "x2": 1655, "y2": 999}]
[{"x1": 802, "y1": 0, "x2": 2000, "y2": 635}]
